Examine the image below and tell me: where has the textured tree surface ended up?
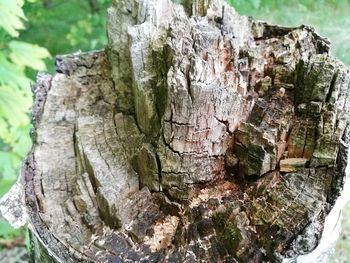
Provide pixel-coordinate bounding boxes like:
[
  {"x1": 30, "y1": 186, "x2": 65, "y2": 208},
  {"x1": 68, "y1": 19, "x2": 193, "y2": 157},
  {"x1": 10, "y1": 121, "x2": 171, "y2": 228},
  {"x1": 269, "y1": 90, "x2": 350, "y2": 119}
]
[{"x1": 2, "y1": 0, "x2": 350, "y2": 262}]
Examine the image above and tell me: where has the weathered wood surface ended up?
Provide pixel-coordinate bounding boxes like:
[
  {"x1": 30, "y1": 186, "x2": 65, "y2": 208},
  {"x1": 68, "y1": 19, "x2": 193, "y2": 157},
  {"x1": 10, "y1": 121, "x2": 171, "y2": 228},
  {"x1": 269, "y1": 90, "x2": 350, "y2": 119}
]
[{"x1": 2, "y1": 0, "x2": 350, "y2": 262}]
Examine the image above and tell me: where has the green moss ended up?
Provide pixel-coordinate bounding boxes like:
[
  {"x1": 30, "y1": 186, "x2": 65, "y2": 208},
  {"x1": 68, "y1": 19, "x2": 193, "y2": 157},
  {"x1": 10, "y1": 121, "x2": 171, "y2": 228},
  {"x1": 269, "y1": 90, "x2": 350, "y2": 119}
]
[
  {"x1": 221, "y1": 222, "x2": 242, "y2": 255},
  {"x1": 246, "y1": 145, "x2": 266, "y2": 175},
  {"x1": 28, "y1": 230, "x2": 58, "y2": 263},
  {"x1": 212, "y1": 209, "x2": 242, "y2": 256}
]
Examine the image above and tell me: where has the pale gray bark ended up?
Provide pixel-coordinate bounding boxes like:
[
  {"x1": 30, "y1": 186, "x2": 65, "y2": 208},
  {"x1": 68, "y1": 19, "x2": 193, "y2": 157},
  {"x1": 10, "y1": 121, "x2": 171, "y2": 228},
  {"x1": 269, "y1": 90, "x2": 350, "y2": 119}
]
[{"x1": 1, "y1": 0, "x2": 350, "y2": 262}]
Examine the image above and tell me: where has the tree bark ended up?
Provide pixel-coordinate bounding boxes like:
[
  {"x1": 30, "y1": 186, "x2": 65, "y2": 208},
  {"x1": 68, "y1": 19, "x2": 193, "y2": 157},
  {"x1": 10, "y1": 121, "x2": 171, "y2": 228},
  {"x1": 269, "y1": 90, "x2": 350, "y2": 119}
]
[{"x1": 2, "y1": 0, "x2": 350, "y2": 262}]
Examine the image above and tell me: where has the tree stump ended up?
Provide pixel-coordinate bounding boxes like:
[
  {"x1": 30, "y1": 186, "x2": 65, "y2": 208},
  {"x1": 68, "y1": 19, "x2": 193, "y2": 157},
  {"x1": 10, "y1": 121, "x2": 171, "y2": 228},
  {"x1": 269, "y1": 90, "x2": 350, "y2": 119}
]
[{"x1": 1, "y1": 0, "x2": 350, "y2": 262}]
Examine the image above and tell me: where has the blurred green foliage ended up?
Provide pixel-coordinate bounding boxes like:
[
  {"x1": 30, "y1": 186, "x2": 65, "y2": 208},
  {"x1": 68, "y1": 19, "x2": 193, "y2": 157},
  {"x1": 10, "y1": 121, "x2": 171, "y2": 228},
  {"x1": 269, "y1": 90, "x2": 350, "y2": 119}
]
[{"x1": 21, "y1": 0, "x2": 109, "y2": 74}]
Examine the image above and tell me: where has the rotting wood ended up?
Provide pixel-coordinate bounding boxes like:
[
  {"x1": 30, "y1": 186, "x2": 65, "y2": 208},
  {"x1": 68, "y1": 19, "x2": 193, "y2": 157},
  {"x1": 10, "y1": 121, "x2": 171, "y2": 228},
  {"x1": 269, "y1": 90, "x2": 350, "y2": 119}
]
[{"x1": 1, "y1": 0, "x2": 350, "y2": 262}]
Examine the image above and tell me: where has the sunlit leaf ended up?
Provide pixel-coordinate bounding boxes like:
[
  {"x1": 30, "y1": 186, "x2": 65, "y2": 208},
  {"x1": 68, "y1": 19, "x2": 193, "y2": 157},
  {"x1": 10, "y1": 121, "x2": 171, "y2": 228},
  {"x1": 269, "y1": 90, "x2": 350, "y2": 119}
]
[
  {"x1": 9, "y1": 125, "x2": 32, "y2": 157},
  {"x1": 0, "y1": 178, "x2": 16, "y2": 197},
  {"x1": 9, "y1": 40, "x2": 50, "y2": 71},
  {"x1": 0, "y1": 151, "x2": 21, "y2": 179},
  {"x1": 249, "y1": 0, "x2": 261, "y2": 9},
  {"x1": 0, "y1": 121, "x2": 9, "y2": 140},
  {"x1": 0, "y1": 54, "x2": 31, "y2": 90},
  {"x1": 0, "y1": 0, "x2": 26, "y2": 37},
  {"x1": 0, "y1": 85, "x2": 31, "y2": 128}
]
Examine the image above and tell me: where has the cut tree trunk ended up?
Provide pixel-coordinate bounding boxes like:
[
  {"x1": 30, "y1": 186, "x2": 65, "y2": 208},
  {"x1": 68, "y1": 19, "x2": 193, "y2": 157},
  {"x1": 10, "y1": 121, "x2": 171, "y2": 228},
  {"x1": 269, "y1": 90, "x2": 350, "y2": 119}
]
[{"x1": 2, "y1": 0, "x2": 350, "y2": 262}]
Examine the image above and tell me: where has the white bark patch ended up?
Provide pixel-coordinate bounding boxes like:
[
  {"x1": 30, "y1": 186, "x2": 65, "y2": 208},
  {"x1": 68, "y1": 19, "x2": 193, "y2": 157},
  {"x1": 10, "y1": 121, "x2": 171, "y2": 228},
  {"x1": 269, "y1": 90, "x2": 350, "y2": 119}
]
[{"x1": 0, "y1": 179, "x2": 27, "y2": 228}]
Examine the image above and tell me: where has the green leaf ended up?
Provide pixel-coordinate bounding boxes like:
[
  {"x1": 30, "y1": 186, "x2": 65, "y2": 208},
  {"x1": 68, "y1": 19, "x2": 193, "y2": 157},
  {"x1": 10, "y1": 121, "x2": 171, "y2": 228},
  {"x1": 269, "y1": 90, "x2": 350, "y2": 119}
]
[
  {"x1": 8, "y1": 124, "x2": 32, "y2": 157},
  {"x1": 0, "y1": 178, "x2": 16, "y2": 197},
  {"x1": 0, "y1": 85, "x2": 31, "y2": 129},
  {"x1": 0, "y1": 219, "x2": 21, "y2": 239},
  {"x1": 0, "y1": 54, "x2": 31, "y2": 90},
  {"x1": 25, "y1": 229, "x2": 30, "y2": 252},
  {"x1": 249, "y1": 0, "x2": 261, "y2": 9},
  {"x1": 0, "y1": 151, "x2": 21, "y2": 179},
  {"x1": 0, "y1": 0, "x2": 26, "y2": 37},
  {"x1": 9, "y1": 40, "x2": 51, "y2": 71},
  {"x1": 0, "y1": 121, "x2": 9, "y2": 140}
]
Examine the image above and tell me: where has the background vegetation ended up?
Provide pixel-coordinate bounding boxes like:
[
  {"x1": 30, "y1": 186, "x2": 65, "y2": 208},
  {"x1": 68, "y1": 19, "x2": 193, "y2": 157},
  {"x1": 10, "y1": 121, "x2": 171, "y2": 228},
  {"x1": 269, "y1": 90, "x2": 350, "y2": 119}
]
[{"x1": 0, "y1": 0, "x2": 349, "y2": 261}]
